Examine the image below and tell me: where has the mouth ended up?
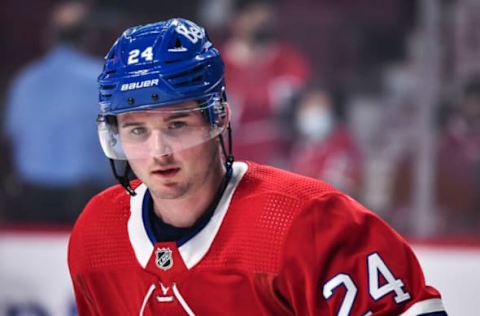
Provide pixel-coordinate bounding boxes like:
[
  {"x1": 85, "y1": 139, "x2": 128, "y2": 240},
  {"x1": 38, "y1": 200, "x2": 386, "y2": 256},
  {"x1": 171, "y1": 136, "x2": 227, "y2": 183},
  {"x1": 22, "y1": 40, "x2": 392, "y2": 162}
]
[{"x1": 151, "y1": 167, "x2": 180, "y2": 178}]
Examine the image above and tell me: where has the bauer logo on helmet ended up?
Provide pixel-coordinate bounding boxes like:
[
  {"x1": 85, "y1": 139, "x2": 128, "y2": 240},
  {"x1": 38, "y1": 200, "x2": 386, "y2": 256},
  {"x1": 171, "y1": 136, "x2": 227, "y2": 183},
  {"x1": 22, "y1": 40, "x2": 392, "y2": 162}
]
[{"x1": 120, "y1": 79, "x2": 159, "y2": 91}]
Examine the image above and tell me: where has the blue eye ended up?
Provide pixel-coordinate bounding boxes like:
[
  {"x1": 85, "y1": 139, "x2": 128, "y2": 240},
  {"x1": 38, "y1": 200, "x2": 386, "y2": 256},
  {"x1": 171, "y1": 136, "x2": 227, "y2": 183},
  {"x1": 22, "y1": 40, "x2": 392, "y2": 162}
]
[
  {"x1": 131, "y1": 127, "x2": 147, "y2": 135},
  {"x1": 169, "y1": 121, "x2": 186, "y2": 129}
]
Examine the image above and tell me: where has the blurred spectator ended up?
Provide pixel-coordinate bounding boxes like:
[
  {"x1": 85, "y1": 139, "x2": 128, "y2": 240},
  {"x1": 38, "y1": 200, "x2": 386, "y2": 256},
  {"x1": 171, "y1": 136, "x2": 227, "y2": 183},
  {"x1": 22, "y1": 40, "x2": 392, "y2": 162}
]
[
  {"x1": 3, "y1": 1, "x2": 112, "y2": 224},
  {"x1": 393, "y1": 75, "x2": 480, "y2": 236},
  {"x1": 288, "y1": 86, "x2": 363, "y2": 197},
  {"x1": 221, "y1": 0, "x2": 310, "y2": 165},
  {"x1": 435, "y1": 76, "x2": 480, "y2": 235},
  {"x1": 454, "y1": 1, "x2": 480, "y2": 82}
]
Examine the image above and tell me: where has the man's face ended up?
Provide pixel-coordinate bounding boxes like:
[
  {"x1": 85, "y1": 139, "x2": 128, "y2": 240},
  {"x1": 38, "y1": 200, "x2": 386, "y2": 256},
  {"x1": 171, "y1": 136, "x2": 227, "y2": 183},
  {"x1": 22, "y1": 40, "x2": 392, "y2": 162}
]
[{"x1": 117, "y1": 101, "x2": 223, "y2": 200}]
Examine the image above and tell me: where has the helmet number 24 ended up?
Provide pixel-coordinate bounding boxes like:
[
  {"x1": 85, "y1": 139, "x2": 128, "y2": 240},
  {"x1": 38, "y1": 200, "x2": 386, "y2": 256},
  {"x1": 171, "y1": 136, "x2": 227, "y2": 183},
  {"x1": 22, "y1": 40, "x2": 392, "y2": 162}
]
[{"x1": 128, "y1": 46, "x2": 153, "y2": 65}]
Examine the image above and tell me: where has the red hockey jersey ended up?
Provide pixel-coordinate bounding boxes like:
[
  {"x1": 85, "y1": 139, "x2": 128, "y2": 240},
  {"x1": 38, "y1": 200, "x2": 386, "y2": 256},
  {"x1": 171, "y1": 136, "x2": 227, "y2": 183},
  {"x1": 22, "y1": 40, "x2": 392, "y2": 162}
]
[{"x1": 68, "y1": 161, "x2": 446, "y2": 315}]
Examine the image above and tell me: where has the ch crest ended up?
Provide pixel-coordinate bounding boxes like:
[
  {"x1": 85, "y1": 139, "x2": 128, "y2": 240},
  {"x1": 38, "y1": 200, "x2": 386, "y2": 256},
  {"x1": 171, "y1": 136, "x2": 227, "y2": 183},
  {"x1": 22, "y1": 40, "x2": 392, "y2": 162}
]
[{"x1": 155, "y1": 247, "x2": 173, "y2": 271}]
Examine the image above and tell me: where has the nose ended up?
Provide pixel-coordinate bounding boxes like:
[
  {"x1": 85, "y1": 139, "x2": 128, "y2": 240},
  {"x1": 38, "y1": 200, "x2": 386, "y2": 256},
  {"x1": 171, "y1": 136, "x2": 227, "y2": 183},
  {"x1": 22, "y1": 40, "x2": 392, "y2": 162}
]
[{"x1": 150, "y1": 131, "x2": 173, "y2": 159}]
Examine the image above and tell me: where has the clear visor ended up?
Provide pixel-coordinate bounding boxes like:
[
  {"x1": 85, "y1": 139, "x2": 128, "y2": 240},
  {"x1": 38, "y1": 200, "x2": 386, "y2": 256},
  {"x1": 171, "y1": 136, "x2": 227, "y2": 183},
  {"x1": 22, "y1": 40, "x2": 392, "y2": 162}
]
[{"x1": 97, "y1": 100, "x2": 229, "y2": 160}]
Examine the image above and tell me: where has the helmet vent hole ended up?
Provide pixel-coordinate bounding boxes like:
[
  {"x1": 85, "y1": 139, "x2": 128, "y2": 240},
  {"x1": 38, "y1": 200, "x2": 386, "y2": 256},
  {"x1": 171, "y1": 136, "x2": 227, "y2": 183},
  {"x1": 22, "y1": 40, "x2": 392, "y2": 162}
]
[
  {"x1": 175, "y1": 37, "x2": 183, "y2": 49},
  {"x1": 165, "y1": 36, "x2": 186, "y2": 56},
  {"x1": 192, "y1": 75, "x2": 203, "y2": 83},
  {"x1": 100, "y1": 84, "x2": 116, "y2": 90}
]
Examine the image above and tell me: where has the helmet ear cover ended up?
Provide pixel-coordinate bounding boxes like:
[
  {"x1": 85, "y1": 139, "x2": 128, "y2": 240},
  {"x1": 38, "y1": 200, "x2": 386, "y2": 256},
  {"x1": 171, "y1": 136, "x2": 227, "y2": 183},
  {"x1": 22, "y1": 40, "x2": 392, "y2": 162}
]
[
  {"x1": 199, "y1": 93, "x2": 229, "y2": 127},
  {"x1": 105, "y1": 115, "x2": 118, "y2": 132}
]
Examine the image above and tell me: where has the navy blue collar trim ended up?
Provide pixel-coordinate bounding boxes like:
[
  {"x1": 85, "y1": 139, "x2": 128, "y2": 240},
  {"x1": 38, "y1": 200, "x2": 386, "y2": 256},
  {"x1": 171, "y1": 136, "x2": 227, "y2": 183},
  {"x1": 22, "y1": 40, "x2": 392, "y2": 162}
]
[
  {"x1": 142, "y1": 167, "x2": 233, "y2": 247},
  {"x1": 142, "y1": 191, "x2": 157, "y2": 244}
]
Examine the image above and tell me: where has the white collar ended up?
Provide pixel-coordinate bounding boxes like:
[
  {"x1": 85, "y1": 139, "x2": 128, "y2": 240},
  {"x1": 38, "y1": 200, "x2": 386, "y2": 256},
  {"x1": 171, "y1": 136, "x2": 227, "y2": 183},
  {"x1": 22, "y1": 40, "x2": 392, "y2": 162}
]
[{"x1": 127, "y1": 161, "x2": 249, "y2": 269}]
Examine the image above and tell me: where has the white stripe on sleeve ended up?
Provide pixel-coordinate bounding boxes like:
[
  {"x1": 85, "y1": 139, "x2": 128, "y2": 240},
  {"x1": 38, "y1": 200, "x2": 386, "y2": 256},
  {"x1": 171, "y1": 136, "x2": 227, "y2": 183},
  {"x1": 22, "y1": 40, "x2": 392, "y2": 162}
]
[{"x1": 400, "y1": 298, "x2": 446, "y2": 316}]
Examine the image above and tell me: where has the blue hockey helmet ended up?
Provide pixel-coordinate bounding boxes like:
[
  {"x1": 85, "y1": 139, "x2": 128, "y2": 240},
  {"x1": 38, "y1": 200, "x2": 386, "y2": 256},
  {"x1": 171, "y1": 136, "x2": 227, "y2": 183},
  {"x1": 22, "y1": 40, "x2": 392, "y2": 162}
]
[
  {"x1": 96, "y1": 18, "x2": 231, "y2": 161},
  {"x1": 98, "y1": 18, "x2": 225, "y2": 115}
]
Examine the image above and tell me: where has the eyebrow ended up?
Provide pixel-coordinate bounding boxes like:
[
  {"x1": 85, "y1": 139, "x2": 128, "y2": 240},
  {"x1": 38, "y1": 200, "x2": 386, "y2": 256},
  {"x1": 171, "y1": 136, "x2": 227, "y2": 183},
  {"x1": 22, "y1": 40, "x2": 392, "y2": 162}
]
[
  {"x1": 120, "y1": 121, "x2": 142, "y2": 128},
  {"x1": 165, "y1": 112, "x2": 191, "y2": 120},
  {"x1": 119, "y1": 112, "x2": 193, "y2": 128}
]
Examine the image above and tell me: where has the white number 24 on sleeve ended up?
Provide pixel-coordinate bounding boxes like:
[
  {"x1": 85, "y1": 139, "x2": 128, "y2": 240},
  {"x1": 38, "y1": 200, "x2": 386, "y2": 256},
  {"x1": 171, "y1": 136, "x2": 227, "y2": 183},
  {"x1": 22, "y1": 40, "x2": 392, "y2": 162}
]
[{"x1": 322, "y1": 253, "x2": 410, "y2": 316}]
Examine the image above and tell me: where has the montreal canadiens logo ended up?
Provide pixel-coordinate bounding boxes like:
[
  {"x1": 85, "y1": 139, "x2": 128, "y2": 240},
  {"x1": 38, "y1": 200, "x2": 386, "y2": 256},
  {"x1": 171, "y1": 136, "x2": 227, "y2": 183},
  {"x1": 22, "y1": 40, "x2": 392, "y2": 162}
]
[{"x1": 155, "y1": 247, "x2": 173, "y2": 271}]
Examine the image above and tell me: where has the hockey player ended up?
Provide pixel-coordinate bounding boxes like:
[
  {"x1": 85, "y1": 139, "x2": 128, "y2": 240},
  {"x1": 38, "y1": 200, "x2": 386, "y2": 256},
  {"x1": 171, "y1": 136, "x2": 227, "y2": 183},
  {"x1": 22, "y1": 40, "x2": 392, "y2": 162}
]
[{"x1": 68, "y1": 18, "x2": 447, "y2": 315}]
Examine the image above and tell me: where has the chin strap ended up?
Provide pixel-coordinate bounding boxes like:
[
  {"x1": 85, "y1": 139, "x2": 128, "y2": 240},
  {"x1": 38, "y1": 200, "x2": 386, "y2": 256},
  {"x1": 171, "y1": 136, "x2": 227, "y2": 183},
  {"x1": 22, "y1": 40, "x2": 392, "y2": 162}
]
[
  {"x1": 219, "y1": 123, "x2": 234, "y2": 172},
  {"x1": 109, "y1": 159, "x2": 137, "y2": 196}
]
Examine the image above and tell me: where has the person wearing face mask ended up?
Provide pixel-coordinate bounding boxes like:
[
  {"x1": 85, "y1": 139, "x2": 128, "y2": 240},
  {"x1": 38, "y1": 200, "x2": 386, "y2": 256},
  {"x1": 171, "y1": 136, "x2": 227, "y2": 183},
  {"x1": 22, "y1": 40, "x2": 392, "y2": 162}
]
[
  {"x1": 289, "y1": 86, "x2": 363, "y2": 197},
  {"x1": 220, "y1": 0, "x2": 311, "y2": 166}
]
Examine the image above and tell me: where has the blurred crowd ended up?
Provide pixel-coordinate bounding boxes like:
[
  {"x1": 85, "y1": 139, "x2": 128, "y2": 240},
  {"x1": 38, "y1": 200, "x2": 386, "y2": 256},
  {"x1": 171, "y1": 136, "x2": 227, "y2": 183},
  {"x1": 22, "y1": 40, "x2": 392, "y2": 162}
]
[{"x1": 0, "y1": 0, "x2": 479, "y2": 239}]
